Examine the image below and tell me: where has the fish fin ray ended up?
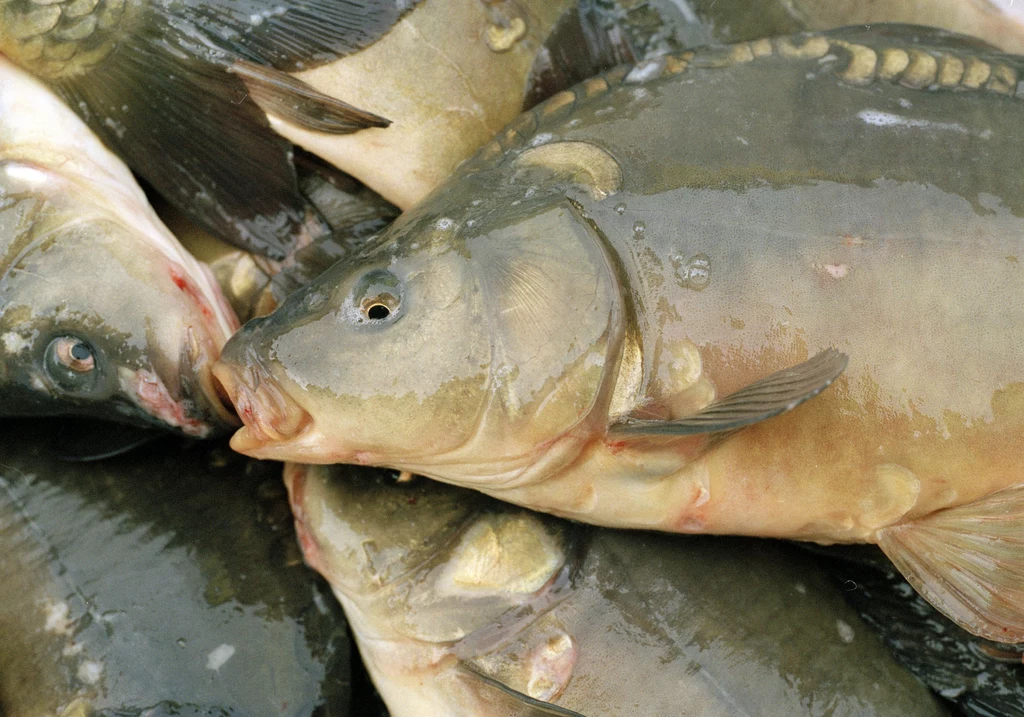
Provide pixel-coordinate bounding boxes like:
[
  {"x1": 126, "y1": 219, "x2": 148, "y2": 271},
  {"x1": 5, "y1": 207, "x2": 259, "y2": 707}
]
[
  {"x1": 165, "y1": 0, "x2": 422, "y2": 71},
  {"x1": 609, "y1": 349, "x2": 848, "y2": 437},
  {"x1": 231, "y1": 60, "x2": 390, "y2": 134},
  {"x1": 456, "y1": 662, "x2": 587, "y2": 717},
  {"x1": 523, "y1": 3, "x2": 636, "y2": 109},
  {"x1": 54, "y1": 34, "x2": 320, "y2": 258},
  {"x1": 877, "y1": 482, "x2": 1024, "y2": 643}
]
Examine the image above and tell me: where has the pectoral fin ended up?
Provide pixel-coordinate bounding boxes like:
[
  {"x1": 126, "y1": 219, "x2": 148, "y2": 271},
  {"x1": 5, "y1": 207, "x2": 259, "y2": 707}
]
[
  {"x1": 231, "y1": 61, "x2": 390, "y2": 134},
  {"x1": 457, "y1": 662, "x2": 586, "y2": 717},
  {"x1": 609, "y1": 349, "x2": 848, "y2": 437},
  {"x1": 877, "y1": 483, "x2": 1024, "y2": 644}
]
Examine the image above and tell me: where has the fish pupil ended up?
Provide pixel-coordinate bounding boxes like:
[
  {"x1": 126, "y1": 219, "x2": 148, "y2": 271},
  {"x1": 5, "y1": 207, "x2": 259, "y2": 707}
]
[
  {"x1": 71, "y1": 343, "x2": 91, "y2": 361},
  {"x1": 367, "y1": 304, "x2": 391, "y2": 320}
]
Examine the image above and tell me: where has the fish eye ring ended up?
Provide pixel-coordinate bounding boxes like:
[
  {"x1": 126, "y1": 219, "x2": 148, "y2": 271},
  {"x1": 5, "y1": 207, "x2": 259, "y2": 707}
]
[
  {"x1": 347, "y1": 268, "x2": 405, "y2": 326},
  {"x1": 361, "y1": 294, "x2": 398, "y2": 321},
  {"x1": 52, "y1": 336, "x2": 96, "y2": 373}
]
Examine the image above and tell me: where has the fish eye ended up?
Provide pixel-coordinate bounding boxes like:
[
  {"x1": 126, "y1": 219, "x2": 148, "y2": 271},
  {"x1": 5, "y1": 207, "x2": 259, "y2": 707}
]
[
  {"x1": 55, "y1": 337, "x2": 96, "y2": 373},
  {"x1": 361, "y1": 294, "x2": 398, "y2": 321},
  {"x1": 347, "y1": 269, "x2": 404, "y2": 326},
  {"x1": 44, "y1": 335, "x2": 103, "y2": 393}
]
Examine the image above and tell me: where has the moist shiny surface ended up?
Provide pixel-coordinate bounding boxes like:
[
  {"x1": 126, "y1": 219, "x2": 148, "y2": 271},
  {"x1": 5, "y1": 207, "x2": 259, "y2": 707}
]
[
  {"x1": 0, "y1": 420, "x2": 350, "y2": 716},
  {"x1": 0, "y1": 56, "x2": 238, "y2": 435},
  {"x1": 288, "y1": 464, "x2": 948, "y2": 717},
  {"x1": 219, "y1": 29, "x2": 1024, "y2": 540}
]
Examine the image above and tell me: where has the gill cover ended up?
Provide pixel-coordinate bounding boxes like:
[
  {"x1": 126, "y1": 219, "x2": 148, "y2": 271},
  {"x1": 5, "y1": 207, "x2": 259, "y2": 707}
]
[{"x1": 462, "y1": 199, "x2": 623, "y2": 458}]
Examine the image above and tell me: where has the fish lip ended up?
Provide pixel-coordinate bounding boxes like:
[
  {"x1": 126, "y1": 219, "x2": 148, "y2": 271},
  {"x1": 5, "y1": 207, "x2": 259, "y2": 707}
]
[
  {"x1": 212, "y1": 357, "x2": 312, "y2": 454},
  {"x1": 180, "y1": 327, "x2": 241, "y2": 432}
]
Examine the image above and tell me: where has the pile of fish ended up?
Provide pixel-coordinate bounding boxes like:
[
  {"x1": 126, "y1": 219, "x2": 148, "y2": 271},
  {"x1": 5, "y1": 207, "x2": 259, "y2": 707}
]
[{"x1": 1, "y1": 0, "x2": 1023, "y2": 715}]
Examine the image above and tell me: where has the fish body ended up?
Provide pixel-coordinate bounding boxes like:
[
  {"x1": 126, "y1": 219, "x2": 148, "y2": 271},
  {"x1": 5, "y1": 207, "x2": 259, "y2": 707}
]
[
  {"x1": 0, "y1": 421, "x2": 350, "y2": 716},
  {"x1": 217, "y1": 27, "x2": 1024, "y2": 643},
  {"x1": 161, "y1": 157, "x2": 401, "y2": 324},
  {"x1": 285, "y1": 462, "x2": 948, "y2": 717},
  {"x1": 0, "y1": 57, "x2": 238, "y2": 436},
  {"x1": 269, "y1": 0, "x2": 597, "y2": 209},
  {"x1": 251, "y1": 0, "x2": 1024, "y2": 213}
]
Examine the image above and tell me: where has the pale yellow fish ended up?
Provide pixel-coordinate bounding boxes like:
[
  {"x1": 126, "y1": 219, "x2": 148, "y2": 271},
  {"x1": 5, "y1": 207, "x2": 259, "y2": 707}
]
[
  {"x1": 267, "y1": 0, "x2": 577, "y2": 209},
  {"x1": 286, "y1": 462, "x2": 948, "y2": 717},
  {"x1": 216, "y1": 28, "x2": 1024, "y2": 643}
]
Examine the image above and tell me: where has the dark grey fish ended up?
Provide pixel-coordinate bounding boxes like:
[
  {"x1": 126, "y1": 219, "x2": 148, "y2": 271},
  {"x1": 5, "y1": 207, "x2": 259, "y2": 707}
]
[
  {"x1": 0, "y1": 420, "x2": 350, "y2": 716},
  {"x1": 810, "y1": 545, "x2": 1024, "y2": 717}
]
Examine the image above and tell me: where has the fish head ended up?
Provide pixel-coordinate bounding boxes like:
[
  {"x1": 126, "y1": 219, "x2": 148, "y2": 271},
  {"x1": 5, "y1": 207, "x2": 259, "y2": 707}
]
[
  {"x1": 284, "y1": 464, "x2": 481, "y2": 602},
  {"x1": 0, "y1": 171, "x2": 239, "y2": 436},
  {"x1": 217, "y1": 185, "x2": 623, "y2": 481},
  {"x1": 285, "y1": 463, "x2": 570, "y2": 645}
]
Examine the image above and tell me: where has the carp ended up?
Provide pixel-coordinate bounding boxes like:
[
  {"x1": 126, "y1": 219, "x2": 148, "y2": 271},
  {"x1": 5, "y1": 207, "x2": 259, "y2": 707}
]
[
  {"x1": 0, "y1": 421, "x2": 351, "y2": 715},
  {"x1": 0, "y1": 0, "x2": 414, "y2": 257},
  {"x1": 216, "y1": 26, "x2": 1024, "y2": 642},
  {"x1": 284, "y1": 462, "x2": 948, "y2": 717},
  {"x1": 0, "y1": 57, "x2": 238, "y2": 437}
]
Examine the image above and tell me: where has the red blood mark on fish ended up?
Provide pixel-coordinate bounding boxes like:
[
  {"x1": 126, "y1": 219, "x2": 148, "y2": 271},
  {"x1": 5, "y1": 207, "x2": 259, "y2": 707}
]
[
  {"x1": 824, "y1": 263, "x2": 850, "y2": 279},
  {"x1": 604, "y1": 438, "x2": 627, "y2": 455},
  {"x1": 197, "y1": 263, "x2": 242, "y2": 333},
  {"x1": 169, "y1": 265, "x2": 215, "y2": 322},
  {"x1": 353, "y1": 451, "x2": 378, "y2": 465},
  {"x1": 525, "y1": 633, "x2": 577, "y2": 702},
  {"x1": 234, "y1": 389, "x2": 258, "y2": 427}
]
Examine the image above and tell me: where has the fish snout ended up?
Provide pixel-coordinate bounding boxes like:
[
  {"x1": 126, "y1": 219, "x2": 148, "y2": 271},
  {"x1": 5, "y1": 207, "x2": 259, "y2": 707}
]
[{"x1": 212, "y1": 353, "x2": 311, "y2": 455}]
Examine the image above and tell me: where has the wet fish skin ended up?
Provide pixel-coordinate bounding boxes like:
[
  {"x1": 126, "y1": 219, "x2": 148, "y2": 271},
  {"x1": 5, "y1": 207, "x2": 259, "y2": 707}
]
[
  {"x1": 689, "y1": 0, "x2": 1024, "y2": 53},
  {"x1": 285, "y1": 462, "x2": 949, "y2": 717},
  {"x1": 217, "y1": 27, "x2": 1024, "y2": 643},
  {"x1": 0, "y1": 57, "x2": 239, "y2": 436},
  {"x1": 161, "y1": 154, "x2": 401, "y2": 325},
  {"x1": 0, "y1": 420, "x2": 351, "y2": 716},
  {"x1": 266, "y1": 0, "x2": 1024, "y2": 210},
  {"x1": 271, "y1": 0, "x2": 650, "y2": 211},
  {"x1": 810, "y1": 544, "x2": 1024, "y2": 717}
]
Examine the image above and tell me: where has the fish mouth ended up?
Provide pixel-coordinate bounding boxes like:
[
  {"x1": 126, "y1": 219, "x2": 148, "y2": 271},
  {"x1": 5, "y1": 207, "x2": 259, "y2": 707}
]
[
  {"x1": 212, "y1": 356, "x2": 312, "y2": 455},
  {"x1": 127, "y1": 328, "x2": 239, "y2": 438},
  {"x1": 179, "y1": 327, "x2": 241, "y2": 434}
]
